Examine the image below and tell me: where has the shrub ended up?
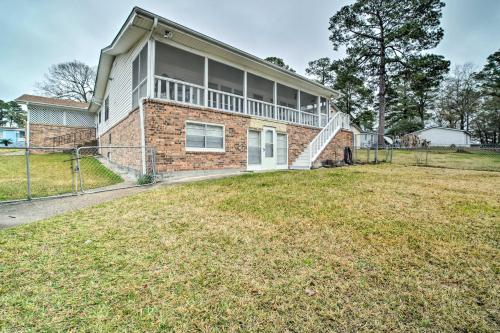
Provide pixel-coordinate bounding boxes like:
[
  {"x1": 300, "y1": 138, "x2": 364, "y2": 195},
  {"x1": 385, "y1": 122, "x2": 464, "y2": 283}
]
[{"x1": 137, "y1": 174, "x2": 155, "y2": 185}]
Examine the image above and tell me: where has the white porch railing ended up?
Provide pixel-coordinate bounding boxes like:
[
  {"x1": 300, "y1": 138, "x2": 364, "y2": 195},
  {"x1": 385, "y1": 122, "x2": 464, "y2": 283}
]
[
  {"x1": 277, "y1": 105, "x2": 300, "y2": 123},
  {"x1": 154, "y1": 76, "x2": 204, "y2": 106},
  {"x1": 153, "y1": 76, "x2": 327, "y2": 128},
  {"x1": 301, "y1": 112, "x2": 319, "y2": 127},
  {"x1": 247, "y1": 98, "x2": 274, "y2": 119},
  {"x1": 309, "y1": 112, "x2": 350, "y2": 163},
  {"x1": 208, "y1": 89, "x2": 245, "y2": 114}
]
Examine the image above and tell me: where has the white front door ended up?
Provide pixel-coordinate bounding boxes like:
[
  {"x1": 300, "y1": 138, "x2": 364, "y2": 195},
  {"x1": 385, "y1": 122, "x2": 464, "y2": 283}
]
[{"x1": 262, "y1": 127, "x2": 277, "y2": 170}]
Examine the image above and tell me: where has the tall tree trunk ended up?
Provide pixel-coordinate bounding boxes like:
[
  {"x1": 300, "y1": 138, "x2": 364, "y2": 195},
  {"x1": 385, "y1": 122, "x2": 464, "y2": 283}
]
[{"x1": 378, "y1": 48, "x2": 386, "y2": 144}]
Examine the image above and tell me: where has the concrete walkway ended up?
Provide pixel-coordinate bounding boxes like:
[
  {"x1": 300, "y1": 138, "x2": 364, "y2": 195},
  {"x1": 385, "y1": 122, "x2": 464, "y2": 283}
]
[{"x1": 0, "y1": 171, "x2": 243, "y2": 229}]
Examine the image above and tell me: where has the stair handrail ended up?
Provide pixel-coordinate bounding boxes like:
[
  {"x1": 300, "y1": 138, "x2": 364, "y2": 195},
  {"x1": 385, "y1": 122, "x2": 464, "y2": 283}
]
[{"x1": 308, "y1": 112, "x2": 350, "y2": 165}]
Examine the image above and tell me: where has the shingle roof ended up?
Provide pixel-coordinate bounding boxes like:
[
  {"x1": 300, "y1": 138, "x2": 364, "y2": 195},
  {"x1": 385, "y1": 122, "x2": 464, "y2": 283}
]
[{"x1": 15, "y1": 94, "x2": 89, "y2": 109}]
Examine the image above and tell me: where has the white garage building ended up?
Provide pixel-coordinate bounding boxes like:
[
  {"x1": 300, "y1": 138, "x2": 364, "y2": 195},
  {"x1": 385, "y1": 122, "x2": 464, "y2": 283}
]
[{"x1": 412, "y1": 127, "x2": 472, "y2": 147}]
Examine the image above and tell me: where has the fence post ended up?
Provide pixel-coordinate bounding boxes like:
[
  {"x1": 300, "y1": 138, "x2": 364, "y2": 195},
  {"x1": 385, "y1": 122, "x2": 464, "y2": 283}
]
[
  {"x1": 71, "y1": 149, "x2": 76, "y2": 194},
  {"x1": 367, "y1": 146, "x2": 370, "y2": 163},
  {"x1": 425, "y1": 147, "x2": 429, "y2": 165},
  {"x1": 25, "y1": 147, "x2": 31, "y2": 200},
  {"x1": 76, "y1": 147, "x2": 84, "y2": 193}
]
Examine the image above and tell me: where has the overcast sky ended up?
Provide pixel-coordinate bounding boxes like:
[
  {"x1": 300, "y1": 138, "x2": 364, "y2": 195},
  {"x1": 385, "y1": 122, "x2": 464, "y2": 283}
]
[{"x1": 0, "y1": 0, "x2": 498, "y2": 101}]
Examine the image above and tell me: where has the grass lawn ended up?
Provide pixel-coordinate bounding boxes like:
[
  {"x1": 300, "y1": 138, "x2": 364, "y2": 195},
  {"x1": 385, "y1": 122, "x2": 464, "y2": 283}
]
[
  {"x1": 1, "y1": 165, "x2": 499, "y2": 331},
  {"x1": 0, "y1": 152, "x2": 123, "y2": 201},
  {"x1": 0, "y1": 148, "x2": 22, "y2": 155},
  {"x1": 354, "y1": 148, "x2": 500, "y2": 172}
]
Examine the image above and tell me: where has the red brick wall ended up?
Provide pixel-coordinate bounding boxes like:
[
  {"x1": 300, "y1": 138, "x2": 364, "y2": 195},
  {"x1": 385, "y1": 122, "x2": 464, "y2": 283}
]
[
  {"x1": 29, "y1": 124, "x2": 95, "y2": 148},
  {"x1": 286, "y1": 125, "x2": 320, "y2": 165},
  {"x1": 106, "y1": 100, "x2": 353, "y2": 173},
  {"x1": 97, "y1": 109, "x2": 143, "y2": 172},
  {"x1": 314, "y1": 130, "x2": 354, "y2": 167},
  {"x1": 143, "y1": 101, "x2": 250, "y2": 173}
]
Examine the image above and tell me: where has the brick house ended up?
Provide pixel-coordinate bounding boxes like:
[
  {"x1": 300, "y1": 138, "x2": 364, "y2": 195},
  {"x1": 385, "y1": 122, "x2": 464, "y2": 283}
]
[
  {"x1": 90, "y1": 7, "x2": 353, "y2": 175},
  {"x1": 15, "y1": 95, "x2": 95, "y2": 148}
]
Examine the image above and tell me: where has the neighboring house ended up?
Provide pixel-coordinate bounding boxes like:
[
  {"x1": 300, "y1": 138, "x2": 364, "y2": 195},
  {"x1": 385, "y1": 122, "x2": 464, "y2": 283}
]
[
  {"x1": 15, "y1": 95, "x2": 95, "y2": 148},
  {"x1": 350, "y1": 124, "x2": 392, "y2": 148},
  {"x1": 411, "y1": 127, "x2": 472, "y2": 147},
  {"x1": 0, "y1": 127, "x2": 26, "y2": 147},
  {"x1": 90, "y1": 7, "x2": 352, "y2": 175}
]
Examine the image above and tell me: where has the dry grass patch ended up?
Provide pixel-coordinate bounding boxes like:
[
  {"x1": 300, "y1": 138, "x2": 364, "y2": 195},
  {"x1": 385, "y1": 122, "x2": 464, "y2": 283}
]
[
  {"x1": 0, "y1": 153, "x2": 122, "y2": 200},
  {"x1": 0, "y1": 165, "x2": 499, "y2": 331}
]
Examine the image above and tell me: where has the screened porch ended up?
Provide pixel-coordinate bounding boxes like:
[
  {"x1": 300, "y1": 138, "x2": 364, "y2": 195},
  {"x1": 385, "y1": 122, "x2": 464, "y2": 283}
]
[{"x1": 150, "y1": 42, "x2": 330, "y2": 128}]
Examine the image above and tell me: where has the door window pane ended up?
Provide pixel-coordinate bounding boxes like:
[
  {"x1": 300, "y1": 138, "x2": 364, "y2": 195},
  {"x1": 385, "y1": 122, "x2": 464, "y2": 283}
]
[
  {"x1": 265, "y1": 130, "x2": 274, "y2": 158},
  {"x1": 277, "y1": 133, "x2": 287, "y2": 165},
  {"x1": 248, "y1": 130, "x2": 261, "y2": 165}
]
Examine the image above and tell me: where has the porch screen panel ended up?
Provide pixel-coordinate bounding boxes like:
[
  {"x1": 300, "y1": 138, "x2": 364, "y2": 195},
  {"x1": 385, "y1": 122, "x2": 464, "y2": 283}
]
[
  {"x1": 300, "y1": 91, "x2": 318, "y2": 114},
  {"x1": 132, "y1": 45, "x2": 148, "y2": 108},
  {"x1": 320, "y1": 97, "x2": 327, "y2": 114},
  {"x1": 247, "y1": 73, "x2": 273, "y2": 102},
  {"x1": 277, "y1": 133, "x2": 287, "y2": 165},
  {"x1": 155, "y1": 43, "x2": 204, "y2": 86},
  {"x1": 208, "y1": 60, "x2": 244, "y2": 95},
  {"x1": 248, "y1": 130, "x2": 261, "y2": 165},
  {"x1": 277, "y1": 84, "x2": 297, "y2": 109}
]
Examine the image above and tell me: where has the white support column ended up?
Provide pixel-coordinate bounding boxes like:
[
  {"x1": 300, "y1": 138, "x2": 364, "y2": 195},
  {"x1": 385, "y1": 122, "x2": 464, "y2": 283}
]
[
  {"x1": 297, "y1": 89, "x2": 301, "y2": 124},
  {"x1": 327, "y1": 99, "x2": 330, "y2": 121},
  {"x1": 148, "y1": 39, "x2": 156, "y2": 98},
  {"x1": 204, "y1": 57, "x2": 209, "y2": 107},
  {"x1": 273, "y1": 81, "x2": 277, "y2": 119},
  {"x1": 243, "y1": 71, "x2": 247, "y2": 114},
  {"x1": 317, "y1": 95, "x2": 321, "y2": 127}
]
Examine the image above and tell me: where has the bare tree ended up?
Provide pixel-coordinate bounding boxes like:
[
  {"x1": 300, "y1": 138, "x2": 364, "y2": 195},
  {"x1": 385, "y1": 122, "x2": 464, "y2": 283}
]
[
  {"x1": 37, "y1": 60, "x2": 96, "y2": 103},
  {"x1": 436, "y1": 64, "x2": 480, "y2": 131}
]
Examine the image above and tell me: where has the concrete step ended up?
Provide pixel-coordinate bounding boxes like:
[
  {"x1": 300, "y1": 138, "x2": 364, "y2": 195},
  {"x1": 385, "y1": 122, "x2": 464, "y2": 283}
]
[{"x1": 290, "y1": 165, "x2": 311, "y2": 170}]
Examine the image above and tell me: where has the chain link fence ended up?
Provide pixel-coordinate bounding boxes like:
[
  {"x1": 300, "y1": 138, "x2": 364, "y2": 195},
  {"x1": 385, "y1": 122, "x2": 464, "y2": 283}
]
[
  {"x1": 0, "y1": 146, "x2": 156, "y2": 204},
  {"x1": 353, "y1": 133, "x2": 394, "y2": 164},
  {"x1": 391, "y1": 146, "x2": 500, "y2": 172},
  {"x1": 353, "y1": 133, "x2": 500, "y2": 172}
]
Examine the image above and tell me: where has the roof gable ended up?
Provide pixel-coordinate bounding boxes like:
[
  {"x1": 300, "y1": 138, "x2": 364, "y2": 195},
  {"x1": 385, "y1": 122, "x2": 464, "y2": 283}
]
[
  {"x1": 91, "y1": 7, "x2": 339, "y2": 112},
  {"x1": 15, "y1": 94, "x2": 89, "y2": 110}
]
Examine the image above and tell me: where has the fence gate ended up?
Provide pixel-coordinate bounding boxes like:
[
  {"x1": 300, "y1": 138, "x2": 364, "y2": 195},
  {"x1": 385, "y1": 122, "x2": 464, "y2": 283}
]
[
  {"x1": 76, "y1": 146, "x2": 157, "y2": 194},
  {"x1": 0, "y1": 146, "x2": 156, "y2": 204}
]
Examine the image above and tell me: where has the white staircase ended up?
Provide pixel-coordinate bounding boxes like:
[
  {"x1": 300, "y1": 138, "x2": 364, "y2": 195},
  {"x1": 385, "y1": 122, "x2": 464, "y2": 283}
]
[{"x1": 291, "y1": 112, "x2": 350, "y2": 169}]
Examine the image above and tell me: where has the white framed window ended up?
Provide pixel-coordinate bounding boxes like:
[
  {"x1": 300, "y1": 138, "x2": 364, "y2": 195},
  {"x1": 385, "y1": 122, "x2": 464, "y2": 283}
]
[
  {"x1": 132, "y1": 45, "x2": 148, "y2": 108},
  {"x1": 104, "y1": 96, "x2": 109, "y2": 121},
  {"x1": 185, "y1": 121, "x2": 225, "y2": 152},
  {"x1": 277, "y1": 133, "x2": 288, "y2": 165}
]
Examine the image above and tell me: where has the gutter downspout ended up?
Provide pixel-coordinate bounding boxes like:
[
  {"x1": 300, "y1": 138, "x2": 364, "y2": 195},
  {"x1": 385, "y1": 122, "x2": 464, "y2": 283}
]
[
  {"x1": 139, "y1": 17, "x2": 158, "y2": 175},
  {"x1": 139, "y1": 98, "x2": 147, "y2": 174}
]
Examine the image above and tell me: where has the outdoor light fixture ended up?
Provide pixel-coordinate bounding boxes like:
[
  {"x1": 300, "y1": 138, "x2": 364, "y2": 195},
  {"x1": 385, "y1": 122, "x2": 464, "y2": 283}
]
[{"x1": 164, "y1": 30, "x2": 173, "y2": 39}]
